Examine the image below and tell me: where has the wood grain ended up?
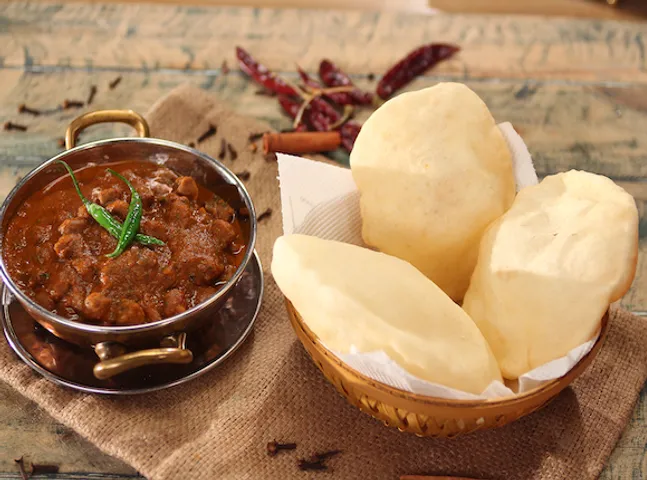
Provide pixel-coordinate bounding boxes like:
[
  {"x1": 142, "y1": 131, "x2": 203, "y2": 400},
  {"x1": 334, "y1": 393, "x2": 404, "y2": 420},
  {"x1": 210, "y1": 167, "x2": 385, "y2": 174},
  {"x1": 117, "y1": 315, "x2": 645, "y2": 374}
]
[
  {"x1": 2, "y1": 3, "x2": 647, "y2": 479},
  {"x1": 2, "y1": 3, "x2": 647, "y2": 83},
  {"x1": 38, "y1": 0, "x2": 436, "y2": 14},
  {"x1": 0, "y1": 384, "x2": 139, "y2": 478},
  {"x1": 26, "y1": 0, "x2": 647, "y2": 21},
  {"x1": 428, "y1": 0, "x2": 647, "y2": 21},
  {"x1": 4, "y1": 72, "x2": 647, "y2": 182}
]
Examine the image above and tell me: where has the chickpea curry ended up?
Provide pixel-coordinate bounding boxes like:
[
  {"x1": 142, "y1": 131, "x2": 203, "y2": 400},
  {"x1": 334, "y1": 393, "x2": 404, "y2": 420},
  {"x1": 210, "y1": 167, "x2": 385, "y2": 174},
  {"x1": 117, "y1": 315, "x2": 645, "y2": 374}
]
[{"x1": 3, "y1": 161, "x2": 247, "y2": 326}]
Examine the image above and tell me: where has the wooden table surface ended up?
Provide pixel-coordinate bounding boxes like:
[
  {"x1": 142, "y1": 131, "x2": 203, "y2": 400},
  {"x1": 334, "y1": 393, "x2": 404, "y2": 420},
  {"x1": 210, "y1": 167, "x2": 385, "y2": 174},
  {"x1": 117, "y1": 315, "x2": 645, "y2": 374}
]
[
  {"x1": 50, "y1": 0, "x2": 647, "y2": 21},
  {"x1": 2, "y1": 2, "x2": 647, "y2": 478}
]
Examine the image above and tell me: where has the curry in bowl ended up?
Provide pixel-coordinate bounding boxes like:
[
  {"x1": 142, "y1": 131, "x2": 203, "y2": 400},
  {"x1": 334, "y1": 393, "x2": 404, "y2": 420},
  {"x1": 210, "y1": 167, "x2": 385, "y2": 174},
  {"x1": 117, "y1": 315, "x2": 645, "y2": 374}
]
[{"x1": 3, "y1": 161, "x2": 247, "y2": 327}]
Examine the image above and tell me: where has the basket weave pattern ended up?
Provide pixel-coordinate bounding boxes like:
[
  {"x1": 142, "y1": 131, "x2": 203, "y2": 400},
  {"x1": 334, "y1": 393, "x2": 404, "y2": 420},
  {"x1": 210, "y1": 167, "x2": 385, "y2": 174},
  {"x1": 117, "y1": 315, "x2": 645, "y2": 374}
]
[{"x1": 286, "y1": 300, "x2": 609, "y2": 438}]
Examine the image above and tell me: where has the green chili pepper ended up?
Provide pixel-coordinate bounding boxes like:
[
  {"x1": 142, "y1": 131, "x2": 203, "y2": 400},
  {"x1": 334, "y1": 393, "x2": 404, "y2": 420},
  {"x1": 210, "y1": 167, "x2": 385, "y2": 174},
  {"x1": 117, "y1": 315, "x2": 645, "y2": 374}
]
[
  {"x1": 138, "y1": 233, "x2": 164, "y2": 246},
  {"x1": 57, "y1": 161, "x2": 164, "y2": 248},
  {"x1": 109, "y1": 216, "x2": 165, "y2": 246},
  {"x1": 105, "y1": 168, "x2": 143, "y2": 258}
]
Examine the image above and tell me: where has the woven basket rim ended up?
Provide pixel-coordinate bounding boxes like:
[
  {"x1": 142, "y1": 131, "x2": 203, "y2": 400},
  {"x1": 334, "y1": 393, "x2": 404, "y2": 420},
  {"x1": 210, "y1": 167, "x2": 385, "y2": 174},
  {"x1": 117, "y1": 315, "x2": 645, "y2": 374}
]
[{"x1": 287, "y1": 299, "x2": 609, "y2": 409}]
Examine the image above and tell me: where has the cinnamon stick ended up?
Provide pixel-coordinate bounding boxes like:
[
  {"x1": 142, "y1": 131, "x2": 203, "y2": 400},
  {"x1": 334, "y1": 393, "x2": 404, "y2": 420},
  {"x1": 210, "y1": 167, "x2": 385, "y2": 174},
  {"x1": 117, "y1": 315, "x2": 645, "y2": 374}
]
[{"x1": 263, "y1": 131, "x2": 341, "y2": 155}]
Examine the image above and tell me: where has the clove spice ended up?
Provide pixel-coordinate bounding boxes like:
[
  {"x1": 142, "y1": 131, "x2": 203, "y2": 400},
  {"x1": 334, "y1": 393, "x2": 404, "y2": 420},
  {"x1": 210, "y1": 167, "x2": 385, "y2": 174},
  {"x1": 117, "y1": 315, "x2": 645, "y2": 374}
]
[
  {"x1": 367, "y1": 72, "x2": 376, "y2": 81},
  {"x1": 109, "y1": 76, "x2": 122, "y2": 90},
  {"x1": 18, "y1": 103, "x2": 41, "y2": 116},
  {"x1": 227, "y1": 142, "x2": 238, "y2": 160},
  {"x1": 296, "y1": 449, "x2": 342, "y2": 472},
  {"x1": 197, "y1": 124, "x2": 218, "y2": 143},
  {"x1": 267, "y1": 440, "x2": 297, "y2": 456},
  {"x1": 235, "y1": 170, "x2": 251, "y2": 181},
  {"x1": 248, "y1": 132, "x2": 265, "y2": 143},
  {"x1": 312, "y1": 449, "x2": 342, "y2": 462},
  {"x1": 188, "y1": 142, "x2": 196, "y2": 148},
  {"x1": 218, "y1": 138, "x2": 227, "y2": 159},
  {"x1": 87, "y1": 85, "x2": 98, "y2": 105},
  {"x1": 298, "y1": 459, "x2": 328, "y2": 472},
  {"x1": 14, "y1": 457, "x2": 28, "y2": 480},
  {"x1": 62, "y1": 99, "x2": 84, "y2": 109},
  {"x1": 4, "y1": 121, "x2": 27, "y2": 131},
  {"x1": 257, "y1": 208, "x2": 272, "y2": 222}
]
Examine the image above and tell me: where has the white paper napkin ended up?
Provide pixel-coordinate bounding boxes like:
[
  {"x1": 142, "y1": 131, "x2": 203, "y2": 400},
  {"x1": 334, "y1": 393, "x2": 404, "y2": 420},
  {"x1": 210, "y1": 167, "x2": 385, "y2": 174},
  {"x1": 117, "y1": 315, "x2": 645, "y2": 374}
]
[{"x1": 276, "y1": 123, "x2": 598, "y2": 400}]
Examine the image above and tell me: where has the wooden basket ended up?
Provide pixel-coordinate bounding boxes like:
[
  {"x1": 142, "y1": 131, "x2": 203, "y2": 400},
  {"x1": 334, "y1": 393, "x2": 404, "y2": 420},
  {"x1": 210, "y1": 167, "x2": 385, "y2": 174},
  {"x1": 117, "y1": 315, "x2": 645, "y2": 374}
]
[{"x1": 286, "y1": 300, "x2": 609, "y2": 438}]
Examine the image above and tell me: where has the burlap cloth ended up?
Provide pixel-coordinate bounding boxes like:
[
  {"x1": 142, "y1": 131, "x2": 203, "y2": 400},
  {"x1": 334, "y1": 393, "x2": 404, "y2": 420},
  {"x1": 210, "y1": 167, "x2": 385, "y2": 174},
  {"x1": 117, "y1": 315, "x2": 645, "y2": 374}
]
[{"x1": 1, "y1": 84, "x2": 647, "y2": 480}]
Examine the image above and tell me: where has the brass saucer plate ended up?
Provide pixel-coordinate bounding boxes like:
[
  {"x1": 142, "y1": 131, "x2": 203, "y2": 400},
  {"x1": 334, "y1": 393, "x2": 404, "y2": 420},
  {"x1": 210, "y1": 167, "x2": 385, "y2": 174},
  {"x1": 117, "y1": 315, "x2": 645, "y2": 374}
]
[{"x1": 1, "y1": 251, "x2": 263, "y2": 395}]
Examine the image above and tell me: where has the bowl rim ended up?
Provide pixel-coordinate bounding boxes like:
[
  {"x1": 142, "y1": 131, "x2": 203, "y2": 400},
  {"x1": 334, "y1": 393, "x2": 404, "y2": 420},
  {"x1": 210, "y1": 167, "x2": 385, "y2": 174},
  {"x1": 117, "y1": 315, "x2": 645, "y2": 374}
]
[
  {"x1": 0, "y1": 136, "x2": 258, "y2": 335},
  {"x1": 287, "y1": 299, "x2": 609, "y2": 408},
  {"x1": 1, "y1": 250, "x2": 265, "y2": 395}
]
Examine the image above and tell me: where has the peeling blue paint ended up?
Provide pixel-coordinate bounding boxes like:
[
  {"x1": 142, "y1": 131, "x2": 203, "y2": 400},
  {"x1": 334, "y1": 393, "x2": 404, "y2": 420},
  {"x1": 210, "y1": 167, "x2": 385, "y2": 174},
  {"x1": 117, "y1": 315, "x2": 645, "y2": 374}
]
[
  {"x1": 184, "y1": 7, "x2": 206, "y2": 15},
  {"x1": 23, "y1": 46, "x2": 34, "y2": 68},
  {"x1": 200, "y1": 75, "x2": 216, "y2": 90},
  {"x1": 639, "y1": 216, "x2": 647, "y2": 239}
]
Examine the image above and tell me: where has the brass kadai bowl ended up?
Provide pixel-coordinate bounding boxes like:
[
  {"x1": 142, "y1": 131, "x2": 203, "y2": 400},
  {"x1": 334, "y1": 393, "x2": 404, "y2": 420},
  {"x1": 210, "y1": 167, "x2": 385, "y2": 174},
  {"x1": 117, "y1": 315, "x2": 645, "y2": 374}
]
[
  {"x1": 287, "y1": 300, "x2": 609, "y2": 437},
  {"x1": 0, "y1": 110, "x2": 257, "y2": 381}
]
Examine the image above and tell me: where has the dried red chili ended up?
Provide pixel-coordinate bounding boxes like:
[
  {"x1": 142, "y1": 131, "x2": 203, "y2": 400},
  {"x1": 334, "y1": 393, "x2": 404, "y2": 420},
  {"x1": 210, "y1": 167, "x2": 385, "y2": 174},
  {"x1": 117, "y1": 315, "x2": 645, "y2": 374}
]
[
  {"x1": 237, "y1": 48, "x2": 346, "y2": 136},
  {"x1": 278, "y1": 95, "x2": 301, "y2": 120},
  {"x1": 340, "y1": 122, "x2": 361, "y2": 153},
  {"x1": 297, "y1": 67, "x2": 321, "y2": 91},
  {"x1": 298, "y1": 66, "x2": 354, "y2": 107},
  {"x1": 376, "y1": 43, "x2": 460, "y2": 99},
  {"x1": 307, "y1": 106, "x2": 335, "y2": 132},
  {"x1": 278, "y1": 95, "x2": 336, "y2": 132},
  {"x1": 319, "y1": 59, "x2": 373, "y2": 105},
  {"x1": 277, "y1": 96, "x2": 309, "y2": 131},
  {"x1": 291, "y1": 71, "x2": 341, "y2": 124},
  {"x1": 236, "y1": 47, "x2": 298, "y2": 97},
  {"x1": 297, "y1": 100, "x2": 337, "y2": 132},
  {"x1": 311, "y1": 98, "x2": 339, "y2": 125}
]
